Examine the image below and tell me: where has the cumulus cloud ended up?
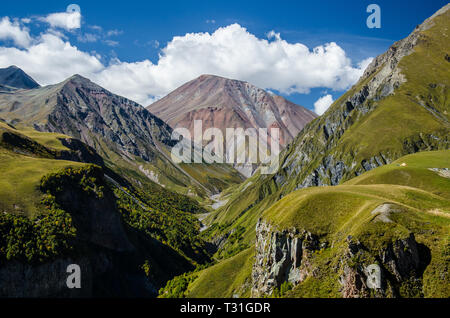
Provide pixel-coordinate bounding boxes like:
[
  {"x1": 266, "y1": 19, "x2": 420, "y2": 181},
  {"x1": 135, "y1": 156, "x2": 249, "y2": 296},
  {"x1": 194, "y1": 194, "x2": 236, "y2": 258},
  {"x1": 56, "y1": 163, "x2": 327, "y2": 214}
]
[
  {"x1": 0, "y1": 17, "x2": 32, "y2": 48},
  {"x1": 92, "y1": 24, "x2": 372, "y2": 105},
  {"x1": 0, "y1": 20, "x2": 372, "y2": 106},
  {"x1": 314, "y1": 94, "x2": 334, "y2": 115},
  {"x1": 0, "y1": 33, "x2": 103, "y2": 84},
  {"x1": 43, "y1": 11, "x2": 81, "y2": 30}
]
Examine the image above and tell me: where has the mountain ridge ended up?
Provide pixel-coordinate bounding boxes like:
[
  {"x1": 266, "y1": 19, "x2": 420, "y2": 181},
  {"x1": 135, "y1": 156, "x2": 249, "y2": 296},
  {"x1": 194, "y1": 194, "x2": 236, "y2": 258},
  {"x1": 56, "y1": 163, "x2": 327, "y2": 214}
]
[
  {"x1": 0, "y1": 65, "x2": 40, "y2": 90},
  {"x1": 0, "y1": 69, "x2": 243, "y2": 197}
]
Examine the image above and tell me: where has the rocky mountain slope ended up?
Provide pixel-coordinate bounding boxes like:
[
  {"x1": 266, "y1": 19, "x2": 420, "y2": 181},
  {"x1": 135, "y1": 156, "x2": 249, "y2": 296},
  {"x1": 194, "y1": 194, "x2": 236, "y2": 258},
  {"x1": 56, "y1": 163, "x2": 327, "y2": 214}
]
[
  {"x1": 147, "y1": 74, "x2": 316, "y2": 147},
  {"x1": 0, "y1": 72, "x2": 243, "y2": 197},
  {"x1": 0, "y1": 65, "x2": 40, "y2": 90},
  {"x1": 206, "y1": 3, "x2": 450, "y2": 235}
]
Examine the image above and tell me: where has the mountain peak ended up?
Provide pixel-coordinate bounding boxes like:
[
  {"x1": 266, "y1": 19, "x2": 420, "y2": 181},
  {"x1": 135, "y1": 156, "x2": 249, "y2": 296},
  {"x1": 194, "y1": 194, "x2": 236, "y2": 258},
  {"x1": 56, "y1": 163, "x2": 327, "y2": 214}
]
[
  {"x1": 194, "y1": 74, "x2": 250, "y2": 86},
  {"x1": 0, "y1": 65, "x2": 40, "y2": 89},
  {"x1": 196, "y1": 74, "x2": 237, "y2": 81},
  {"x1": 148, "y1": 75, "x2": 317, "y2": 149},
  {"x1": 65, "y1": 74, "x2": 91, "y2": 84}
]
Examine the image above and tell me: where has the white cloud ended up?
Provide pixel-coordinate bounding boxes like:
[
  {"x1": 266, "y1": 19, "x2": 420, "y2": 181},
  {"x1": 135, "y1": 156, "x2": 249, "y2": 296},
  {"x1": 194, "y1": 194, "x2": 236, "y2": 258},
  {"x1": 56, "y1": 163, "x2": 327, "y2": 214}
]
[
  {"x1": 0, "y1": 17, "x2": 32, "y2": 48},
  {"x1": 92, "y1": 24, "x2": 372, "y2": 105},
  {"x1": 314, "y1": 94, "x2": 334, "y2": 115},
  {"x1": 77, "y1": 33, "x2": 99, "y2": 43},
  {"x1": 43, "y1": 11, "x2": 81, "y2": 30},
  {"x1": 0, "y1": 33, "x2": 103, "y2": 84},
  {"x1": 0, "y1": 21, "x2": 373, "y2": 106},
  {"x1": 107, "y1": 29, "x2": 123, "y2": 37}
]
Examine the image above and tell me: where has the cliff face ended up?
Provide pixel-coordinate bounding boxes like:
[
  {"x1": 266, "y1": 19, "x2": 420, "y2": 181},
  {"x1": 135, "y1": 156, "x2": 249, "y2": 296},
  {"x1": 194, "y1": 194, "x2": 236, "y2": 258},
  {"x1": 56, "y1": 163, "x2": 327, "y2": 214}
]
[
  {"x1": 251, "y1": 220, "x2": 428, "y2": 298},
  {"x1": 251, "y1": 220, "x2": 321, "y2": 297}
]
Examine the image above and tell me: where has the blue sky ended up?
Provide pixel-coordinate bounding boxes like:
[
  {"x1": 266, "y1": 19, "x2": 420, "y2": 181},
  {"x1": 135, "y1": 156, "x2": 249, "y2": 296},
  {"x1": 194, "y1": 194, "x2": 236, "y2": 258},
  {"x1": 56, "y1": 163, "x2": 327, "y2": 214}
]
[{"x1": 0, "y1": 0, "x2": 447, "y2": 112}]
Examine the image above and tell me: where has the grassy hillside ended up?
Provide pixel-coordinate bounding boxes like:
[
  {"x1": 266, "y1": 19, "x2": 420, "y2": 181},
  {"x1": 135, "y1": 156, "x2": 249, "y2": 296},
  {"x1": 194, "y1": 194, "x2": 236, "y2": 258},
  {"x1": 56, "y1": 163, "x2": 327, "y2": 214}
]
[
  {"x1": 179, "y1": 150, "x2": 449, "y2": 297},
  {"x1": 345, "y1": 150, "x2": 450, "y2": 199},
  {"x1": 0, "y1": 121, "x2": 86, "y2": 216},
  {"x1": 159, "y1": 248, "x2": 254, "y2": 298},
  {"x1": 0, "y1": 124, "x2": 219, "y2": 295}
]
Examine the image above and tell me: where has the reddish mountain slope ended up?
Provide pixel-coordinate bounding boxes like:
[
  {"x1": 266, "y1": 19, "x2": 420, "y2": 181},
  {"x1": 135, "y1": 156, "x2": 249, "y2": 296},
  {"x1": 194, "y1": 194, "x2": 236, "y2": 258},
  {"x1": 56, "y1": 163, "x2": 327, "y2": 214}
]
[{"x1": 147, "y1": 75, "x2": 317, "y2": 147}]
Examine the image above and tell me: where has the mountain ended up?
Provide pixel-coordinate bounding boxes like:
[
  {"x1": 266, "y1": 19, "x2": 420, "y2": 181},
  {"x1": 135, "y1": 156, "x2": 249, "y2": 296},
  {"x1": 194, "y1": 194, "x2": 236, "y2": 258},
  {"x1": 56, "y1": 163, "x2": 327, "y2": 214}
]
[
  {"x1": 0, "y1": 120, "x2": 211, "y2": 296},
  {"x1": 168, "y1": 4, "x2": 450, "y2": 298},
  {"x1": 0, "y1": 65, "x2": 40, "y2": 90},
  {"x1": 147, "y1": 74, "x2": 317, "y2": 148},
  {"x1": 176, "y1": 150, "x2": 449, "y2": 298},
  {"x1": 0, "y1": 73, "x2": 243, "y2": 197}
]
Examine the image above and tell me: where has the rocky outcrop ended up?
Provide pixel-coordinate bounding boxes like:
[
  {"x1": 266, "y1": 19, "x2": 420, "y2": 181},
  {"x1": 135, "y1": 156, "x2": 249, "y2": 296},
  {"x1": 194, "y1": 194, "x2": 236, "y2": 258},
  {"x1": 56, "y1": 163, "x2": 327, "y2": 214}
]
[
  {"x1": 339, "y1": 234, "x2": 426, "y2": 298},
  {"x1": 45, "y1": 75, "x2": 175, "y2": 162},
  {"x1": 251, "y1": 219, "x2": 322, "y2": 297},
  {"x1": 252, "y1": 219, "x2": 429, "y2": 298}
]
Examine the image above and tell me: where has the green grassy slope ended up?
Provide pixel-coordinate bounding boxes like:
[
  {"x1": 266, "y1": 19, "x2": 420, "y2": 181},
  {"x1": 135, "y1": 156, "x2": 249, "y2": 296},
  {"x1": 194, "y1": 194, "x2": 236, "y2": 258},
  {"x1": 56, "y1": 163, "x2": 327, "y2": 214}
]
[
  {"x1": 181, "y1": 150, "x2": 449, "y2": 297},
  {"x1": 345, "y1": 150, "x2": 450, "y2": 199},
  {"x1": 0, "y1": 122, "x2": 86, "y2": 216},
  {"x1": 186, "y1": 248, "x2": 254, "y2": 298}
]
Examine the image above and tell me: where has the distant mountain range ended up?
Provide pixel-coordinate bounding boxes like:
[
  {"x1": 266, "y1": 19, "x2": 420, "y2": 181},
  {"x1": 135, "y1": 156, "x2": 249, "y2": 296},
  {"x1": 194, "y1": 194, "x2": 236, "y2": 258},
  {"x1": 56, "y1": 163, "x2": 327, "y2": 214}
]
[{"x1": 0, "y1": 65, "x2": 40, "y2": 90}]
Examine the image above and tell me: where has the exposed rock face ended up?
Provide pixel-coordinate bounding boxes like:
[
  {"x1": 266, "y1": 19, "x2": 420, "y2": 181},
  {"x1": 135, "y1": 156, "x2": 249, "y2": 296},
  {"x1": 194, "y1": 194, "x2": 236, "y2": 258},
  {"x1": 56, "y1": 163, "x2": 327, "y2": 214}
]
[
  {"x1": 251, "y1": 219, "x2": 321, "y2": 297},
  {"x1": 0, "y1": 74, "x2": 174, "y2": 161},
  {"x1": 147, "y1": 74, "x2": 317, "y2": 148},
  {"x1": 252, "y1": 220, "x2": 429, "y2": 298},
  {"x1": 0, "y1": 66, "x2": 40, "y2": 90},
  {"x1": 339, "y1": 234, "x2": 424, "y2": 298},
  {"x1": 50, "y1": 75, "x2": 175, "y2": 161},
  {"x1": 0, "y1": 71, "x2": 243, "y2": 195}
]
